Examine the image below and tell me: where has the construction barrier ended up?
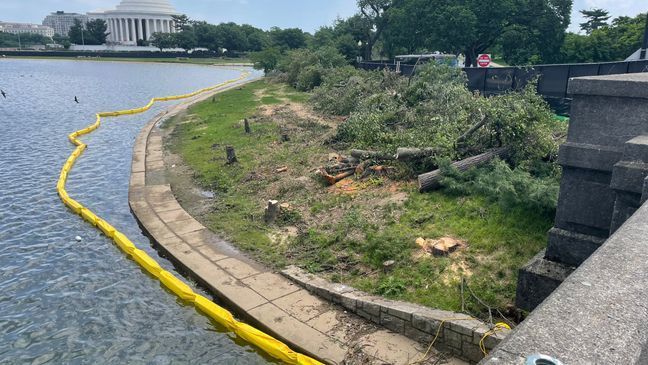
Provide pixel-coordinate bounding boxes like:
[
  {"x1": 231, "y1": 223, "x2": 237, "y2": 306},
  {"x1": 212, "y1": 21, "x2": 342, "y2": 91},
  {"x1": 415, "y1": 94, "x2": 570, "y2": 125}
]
[{"x1": 57, "y1": 71, "x2": 324, "y2": 365}]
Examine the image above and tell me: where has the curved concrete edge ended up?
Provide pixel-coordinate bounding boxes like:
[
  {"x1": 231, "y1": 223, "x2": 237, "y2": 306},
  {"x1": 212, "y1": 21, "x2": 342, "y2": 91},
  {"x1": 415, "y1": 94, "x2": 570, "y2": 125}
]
[
  {"x1": 127, "y1": 75, "x2": 435, "y2": 365},
  {"x1": 282, "y1": 266, "x2": 508, "y2": 364}
]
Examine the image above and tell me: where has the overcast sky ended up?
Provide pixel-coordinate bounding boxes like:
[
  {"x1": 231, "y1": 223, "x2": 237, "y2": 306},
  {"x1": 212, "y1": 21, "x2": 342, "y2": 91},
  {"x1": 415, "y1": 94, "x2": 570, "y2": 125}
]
[{"x1": 0, "y1": 0, "x2": 644, "y2": 33}]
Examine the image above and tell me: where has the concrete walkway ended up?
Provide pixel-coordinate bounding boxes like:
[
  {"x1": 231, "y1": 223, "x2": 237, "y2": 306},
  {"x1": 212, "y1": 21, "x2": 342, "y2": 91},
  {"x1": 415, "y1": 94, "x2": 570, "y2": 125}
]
[{"x1": 127, "y1": 77, "x2": 462, "y2": 364}]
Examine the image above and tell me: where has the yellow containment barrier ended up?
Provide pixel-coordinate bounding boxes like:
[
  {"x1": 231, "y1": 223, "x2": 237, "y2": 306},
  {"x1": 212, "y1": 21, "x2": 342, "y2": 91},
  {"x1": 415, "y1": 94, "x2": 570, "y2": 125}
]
[{"x1": 57, "y1": 71, "x2": 324, "y2": 365}]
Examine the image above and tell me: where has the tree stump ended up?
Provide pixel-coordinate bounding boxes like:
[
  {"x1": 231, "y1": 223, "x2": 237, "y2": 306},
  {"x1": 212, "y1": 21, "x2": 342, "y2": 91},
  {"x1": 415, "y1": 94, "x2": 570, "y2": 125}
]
[
  {"x1": 226, "y1": 146, "x2": 238, "y2": 164},
  {"x1": 244, "y1": 118, "x2": 251, "y2": 134},
  {"x1": 264, "y1": 200, "x2": 281, "y2": 223},
  {"x1": 280, "y1": 127, "x2": 290, "y2": 142}
]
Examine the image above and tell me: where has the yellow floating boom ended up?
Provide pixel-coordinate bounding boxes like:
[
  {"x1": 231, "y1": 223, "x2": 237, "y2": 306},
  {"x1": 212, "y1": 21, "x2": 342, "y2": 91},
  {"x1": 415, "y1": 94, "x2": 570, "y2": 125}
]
[{"x1": 57, "y1": 71, "x2": 323, "y2": 365}]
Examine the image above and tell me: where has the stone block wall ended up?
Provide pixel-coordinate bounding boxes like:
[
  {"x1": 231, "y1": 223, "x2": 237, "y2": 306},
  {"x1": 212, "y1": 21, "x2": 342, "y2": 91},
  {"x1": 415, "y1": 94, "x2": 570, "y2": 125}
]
[
  {"x1": 517, "y1": 72, "x2": 648, "y2": 311},
  {"x1": 282, "y1": 266, "x2": 509, "y2": 364}
]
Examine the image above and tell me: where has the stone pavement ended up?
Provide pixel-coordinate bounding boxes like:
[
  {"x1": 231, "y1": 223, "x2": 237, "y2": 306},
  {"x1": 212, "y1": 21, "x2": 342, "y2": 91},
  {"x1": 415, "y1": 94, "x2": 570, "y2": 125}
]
[{"x1": 127, "y1": 77, "x2": 466, "y2": 364}]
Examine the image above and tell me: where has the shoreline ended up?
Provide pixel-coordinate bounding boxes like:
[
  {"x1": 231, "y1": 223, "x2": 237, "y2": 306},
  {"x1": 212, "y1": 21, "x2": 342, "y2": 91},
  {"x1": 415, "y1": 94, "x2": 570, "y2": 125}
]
[
  {"x1": 126, "y1": 77, "x2": 453, "y2": 364},
  {"x1": 1, "y1": 55, "x2": 252, "y2": 67}
]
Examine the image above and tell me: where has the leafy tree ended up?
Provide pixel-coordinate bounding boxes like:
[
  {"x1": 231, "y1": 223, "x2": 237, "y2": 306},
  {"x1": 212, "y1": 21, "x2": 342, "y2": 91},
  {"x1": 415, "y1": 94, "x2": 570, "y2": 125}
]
[
  {"x1": 242, "y1": 24, "x2": 269, "y2": 51},
  {"x1": 357, "y1": 0, "x2": 401, "y2": 60},
  {"x1": 52, "y1": 34, "x2": 71, "y2": 49},
  {"x1": 173, "y1": 30, "x2": 197, "y2": 51},
  {"x1": 276, "y1": 47, "x2": 349, "y2": 90},
  {"x1": 0, "y1": 32, "x2": 50, "y2": 48},
  {"x1": 69, "y1": 19, "x2": 108, "y2": 45},
  {"x1": 382, "y1": 0, "x2": 570, "y2": 66},
  {"x1": 383, "y1": 0, "x2": 516, "y2": 66},
  {"x1": 214, "y1": 22, "x2": 248, "y2": 52},
  {"x1": 250, "y1": 47, "x2": 282, "y2": 72},
  {"x1": 580, "y1": 8, "x2": 610, "y2": 34},
  {"x1": 171, "y1": 14, "x2": 191, "y2": 31},
  {"x1": 497, "y1": 0, "x2": 573, "y2": 65},
  {"x1": 68, "y1": 19, "x2": 86, "y2": 45},
  {"x1": 150, "y1": 32, "x2": 175, "y2": 51},
  {"x1": 87, "y1": 19, "x2": 109, "y2": 44},
  {"x1": 561, "y1": 13, "x2": 646, "y2": 63},
  {"x1": 269, "y1": 27, "x2": 307, "y2": 49}
]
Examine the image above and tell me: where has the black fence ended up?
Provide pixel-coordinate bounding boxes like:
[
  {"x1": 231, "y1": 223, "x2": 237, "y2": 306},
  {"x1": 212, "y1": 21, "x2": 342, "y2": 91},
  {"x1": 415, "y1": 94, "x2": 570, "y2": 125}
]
[{"x1": 358, "y1": 59, "x2": 648, "y2": 100}]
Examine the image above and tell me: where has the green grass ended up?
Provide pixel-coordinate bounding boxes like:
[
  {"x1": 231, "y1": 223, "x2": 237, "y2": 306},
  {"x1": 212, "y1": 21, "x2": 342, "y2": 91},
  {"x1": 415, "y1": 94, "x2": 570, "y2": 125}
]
[
  {"x1": 167, "y1": 80, "x2": 320, "y2": 266},
  {"x1": 168, "y1": 80, "x2": 553, "y2": 318},
  {"x1": 6, "y1": 56, "x2": 251, "y2": 65},
  {"x1": 347, "y1": 191, "x2": 550, "y2": 314}
]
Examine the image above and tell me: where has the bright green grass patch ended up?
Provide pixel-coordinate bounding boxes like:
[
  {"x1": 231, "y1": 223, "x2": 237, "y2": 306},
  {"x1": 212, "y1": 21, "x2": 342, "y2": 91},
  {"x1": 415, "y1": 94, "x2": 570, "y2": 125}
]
[
  {"x1": 167, "y1": 80, "x2": 316, "y2": 266},
  {"x1": 168, "y1": 79, "x2": 553, "y2": 317},
  {"x1": 347, "y1": 191, "x2": 550, "y2": 313}
]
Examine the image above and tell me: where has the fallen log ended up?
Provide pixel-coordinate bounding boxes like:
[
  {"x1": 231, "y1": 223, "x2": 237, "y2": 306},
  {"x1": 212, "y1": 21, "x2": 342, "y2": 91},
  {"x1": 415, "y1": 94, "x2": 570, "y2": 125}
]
[
  {"x1": 395, "y1": 147, "x2": 441, "y2": 161},
  {"x1": 350, "y1": 149, "x2": 395, "y2": 161},
  {"x1": 418, "y1": 147, "x2": 509, "y2": 192},
  {"x1": 319, "y1": 168, "x2": 354, "y2": 185}
]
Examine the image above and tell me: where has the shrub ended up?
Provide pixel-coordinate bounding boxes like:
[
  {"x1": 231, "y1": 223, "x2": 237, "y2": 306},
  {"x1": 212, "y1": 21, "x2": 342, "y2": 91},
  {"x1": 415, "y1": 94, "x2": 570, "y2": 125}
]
[
  {"x1": 440, "y1": 159, "x2": 560, "y2": 216},
  {"x1": 276, "y1": 46, "x2": 348, "y2": 91},
  {"x1": 327, "y1": 62, "x2": 562, "y2": 166}
]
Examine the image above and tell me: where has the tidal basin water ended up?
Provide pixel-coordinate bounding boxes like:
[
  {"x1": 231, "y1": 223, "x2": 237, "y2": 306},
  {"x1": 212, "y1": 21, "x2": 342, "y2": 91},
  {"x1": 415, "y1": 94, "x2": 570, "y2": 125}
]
[{"x1": 0, "y1": 59, "x2": 271, "y2": 364}]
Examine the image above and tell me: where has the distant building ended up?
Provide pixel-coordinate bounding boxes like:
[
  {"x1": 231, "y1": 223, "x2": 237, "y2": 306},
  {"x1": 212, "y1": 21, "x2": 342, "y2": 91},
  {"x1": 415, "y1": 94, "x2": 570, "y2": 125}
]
[
  {"x1": 88, "y1": 0, "x2": 179, "y2": 45},
  {"x1": 0, "y1": 22, "x2": 55, "y2": 38},
  {"x1": 43, "y1": 11, "x2": 89, "y2": 36}
]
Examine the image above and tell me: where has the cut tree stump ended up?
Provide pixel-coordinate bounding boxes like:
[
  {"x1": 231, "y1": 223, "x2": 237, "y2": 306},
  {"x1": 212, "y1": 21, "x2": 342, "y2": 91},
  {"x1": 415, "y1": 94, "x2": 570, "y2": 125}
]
[
  {"x1": 280, "y1": 127, "x2": 290, "y2": 142},
  {"x1": 225, "y1": 146, "x2": 238, "y2": 164},
  {"x1": 418, "y1": 147, "x2": 508, "y2": 192},
  {"x1": 244, "y1": 118, "x2": 251, "y2": 134},
  {"x1": 264, "y1": 200, "x2": 281, "y2": 223}
]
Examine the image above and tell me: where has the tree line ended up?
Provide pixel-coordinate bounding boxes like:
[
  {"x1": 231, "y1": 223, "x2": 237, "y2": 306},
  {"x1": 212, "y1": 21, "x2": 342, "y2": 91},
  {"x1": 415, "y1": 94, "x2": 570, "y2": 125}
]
[{"x1": 3, "y1": 0, "x2": 643, "y2": 66}]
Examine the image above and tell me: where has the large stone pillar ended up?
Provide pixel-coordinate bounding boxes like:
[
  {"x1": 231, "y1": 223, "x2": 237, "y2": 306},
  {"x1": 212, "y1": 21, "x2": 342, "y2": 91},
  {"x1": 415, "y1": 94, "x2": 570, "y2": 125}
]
[
  {"x1": 112, "y1": 19, "x2": 117, "y2": 42},
  {"x1": 120, "y1": 18, "x2": 126, "y2": 42},
  {"x1": 153, "y1": 19, "x2": 158, "y2": 33},
  {"x1": 517, "y1": 73, "x2": 648, "y2": 311},
  {"x1": 137, "y1": 18, "x2": 143, "y2": 41},
  {"x1": 145, "y1": 19, "x2": 151, "y2": 40},
  {"x1": 129, "y1": 18, "x2": 135, "y2": 42},
  {"x1": 118, "y1": 19, "x2": 123, "y2": 42}
]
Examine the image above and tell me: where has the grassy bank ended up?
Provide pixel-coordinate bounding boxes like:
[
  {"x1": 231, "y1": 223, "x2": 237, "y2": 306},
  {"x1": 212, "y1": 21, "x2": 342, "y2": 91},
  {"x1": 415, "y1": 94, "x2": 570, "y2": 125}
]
[
  {"x1": 4, "y1": 56, "x2": 251, "y2": 65},
  {"x1": 166, "y1": 79, "x2": 552, "y2": 319}
]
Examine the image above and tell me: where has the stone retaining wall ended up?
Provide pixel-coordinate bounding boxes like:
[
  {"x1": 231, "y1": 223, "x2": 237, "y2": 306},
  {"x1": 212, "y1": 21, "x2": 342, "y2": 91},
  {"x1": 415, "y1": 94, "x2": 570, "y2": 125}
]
[
  {"x1": 282, "y1": 266, "x2": 509, "y2": 364},
  {"x1": 483, "y1": 72, "x2": 648, "y2": 365}
]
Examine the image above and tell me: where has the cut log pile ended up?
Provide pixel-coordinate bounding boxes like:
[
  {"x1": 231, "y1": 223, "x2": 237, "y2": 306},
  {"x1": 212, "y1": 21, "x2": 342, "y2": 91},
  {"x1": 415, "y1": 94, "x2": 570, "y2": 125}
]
[{"x1": 317, "y1": 153, "x2": 392, "y2": 185}]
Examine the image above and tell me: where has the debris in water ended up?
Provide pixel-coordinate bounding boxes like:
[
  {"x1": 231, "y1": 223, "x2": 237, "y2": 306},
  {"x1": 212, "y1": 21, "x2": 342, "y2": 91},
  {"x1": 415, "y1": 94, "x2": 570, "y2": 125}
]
[{"x1": 75, "y1": 236, "x2": 82, "y2": 242}]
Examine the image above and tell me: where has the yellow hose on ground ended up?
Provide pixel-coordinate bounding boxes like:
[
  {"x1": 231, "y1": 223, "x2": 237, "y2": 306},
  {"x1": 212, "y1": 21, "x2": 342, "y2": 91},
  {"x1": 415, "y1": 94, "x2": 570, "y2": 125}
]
[{"x1": 57, "y1": 71, "x2": 323, "y2": 365}]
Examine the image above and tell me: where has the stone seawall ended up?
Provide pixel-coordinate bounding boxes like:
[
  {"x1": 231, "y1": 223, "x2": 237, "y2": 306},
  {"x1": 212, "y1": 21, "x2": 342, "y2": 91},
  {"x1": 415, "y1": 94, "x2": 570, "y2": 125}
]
[
  {"x1": 484, "y1": 72, "x2": 648, "y2": 364},
  {"x1": 282, "y1": 266, "x2": 508, "y2": 364}
]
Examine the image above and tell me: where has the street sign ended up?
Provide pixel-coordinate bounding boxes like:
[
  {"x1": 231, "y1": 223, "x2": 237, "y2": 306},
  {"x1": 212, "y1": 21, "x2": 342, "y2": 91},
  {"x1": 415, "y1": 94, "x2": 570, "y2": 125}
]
[{"x1": 477, "y1": 54, "x2": 491, "y2": 68}]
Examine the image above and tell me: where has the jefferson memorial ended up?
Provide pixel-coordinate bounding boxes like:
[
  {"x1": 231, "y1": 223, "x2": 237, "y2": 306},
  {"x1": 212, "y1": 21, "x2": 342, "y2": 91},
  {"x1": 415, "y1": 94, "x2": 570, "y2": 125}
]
[{"x1": 88, "y1": 0, "x2": 179, "y2": 45}]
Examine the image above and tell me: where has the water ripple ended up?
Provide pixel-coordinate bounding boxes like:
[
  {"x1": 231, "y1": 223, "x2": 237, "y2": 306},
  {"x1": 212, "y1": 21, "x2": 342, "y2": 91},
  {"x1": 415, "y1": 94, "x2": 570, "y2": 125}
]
[{"x1": 0, "y1": 59, "x2": 270, "y2": 364}]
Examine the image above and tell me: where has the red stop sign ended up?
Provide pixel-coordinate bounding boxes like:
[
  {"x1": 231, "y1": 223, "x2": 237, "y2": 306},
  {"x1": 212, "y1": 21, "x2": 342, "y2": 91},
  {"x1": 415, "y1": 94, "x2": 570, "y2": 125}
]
[{"x1": 477, "y1": 54, "x2": 491, "y2": 68}]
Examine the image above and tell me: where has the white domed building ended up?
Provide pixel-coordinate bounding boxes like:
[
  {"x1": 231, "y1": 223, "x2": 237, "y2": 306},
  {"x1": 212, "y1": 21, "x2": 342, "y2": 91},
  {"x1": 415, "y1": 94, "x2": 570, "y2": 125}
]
[{"x1": 88, "y1": 0, "x2": 179, "y2": 45}]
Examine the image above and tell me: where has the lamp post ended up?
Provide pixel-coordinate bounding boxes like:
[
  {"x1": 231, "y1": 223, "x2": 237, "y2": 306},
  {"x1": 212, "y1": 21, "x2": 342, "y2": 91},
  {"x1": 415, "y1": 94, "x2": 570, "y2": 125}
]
[{"x1": 641, "y1": 12, "x2": 648, "y2": 60}]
